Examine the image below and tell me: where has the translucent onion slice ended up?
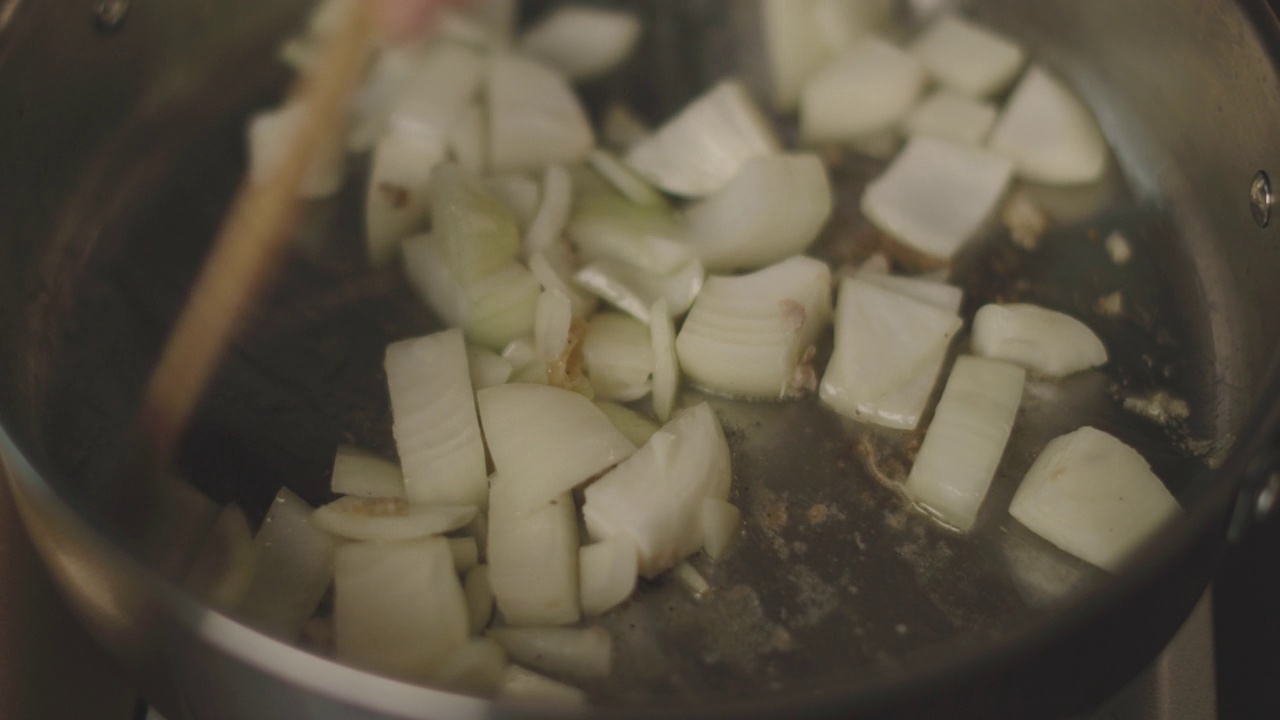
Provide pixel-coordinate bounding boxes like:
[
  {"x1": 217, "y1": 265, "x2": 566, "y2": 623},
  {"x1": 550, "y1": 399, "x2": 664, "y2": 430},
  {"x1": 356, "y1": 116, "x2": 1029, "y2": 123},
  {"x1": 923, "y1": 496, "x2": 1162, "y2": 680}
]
[
  {"x1": 902, "y1": 90, "x2": 998, "y2": 146},
  {"x1": 593, "y1": 402, "x2": 661, "y2": 448},
  {"x1": 446, "y1": 102, "x2": 487, "y2": 177},
  {"x1": 685, "y1": 153, "x2": 832, "y2": 272},
  {"x1": 330, "y1": 446, "x2": 406, "y2": 499},
  {"x1": 385, "y1": 329, "x2": 489, "y2": 506},
  {"x1": 535, "y1": 288, "x2": 573, "y2": 363},
  {"x1": 247, "y1": 101, "x2": 345, "y2": 199},
  {"x1": 430, "y1": 162, "x2": 520, "y2": 285},
  {"x1": 518, "y1": 7, "x2": 642, "y2": 82},
  {"x1": 839, "y1": 348, "x2": 948, "y2": 431},
  {"x1": 523, "y1": 164, "x2": 573, "y2": 258},
  {"x1": 583, "y1": 403, "x2": 733, "y2": 578},
  {"x1": 1009, "y1": 427, "x2": 1182, "y2": 572},
  {"x1": 578, "y1": 537, "x2": 639, "y2": 616},
  {"x1": 434, "y1": 637, "x2": 507, "y2": 696},
  {"x1": 587, "y1": 149, "x2": 666, "y2": 208},
  {"x1": 367, "y1": 130, "x2": 446, "y2": 265},
  {"x1": 649, "y1": 298, "x2": 680, "y2": 422},
  {"x1": 477, "y1": 384, "x2": 636, "y2": 513},
  {"x1": 909, "y1": 14, "x2": 1025, "y2": 98},
  {"x1": 904, "y1": 356, "x2": 1026, "y2": 532},
  {"x1": 498, "y1": 665, "x2": 587, "y2": 705},
  {"x1": 700, "y1": 497, "x2": 742, "y2": 560},
  {"x1": 582, "y1": 312, "x2": 655, "y2": 402},
  {"x1": 569, "y1": 196, "x2": 694, "y2": 275},
  {"x1": 488, "y1": 54, "x2": 595, "y2": 171},
  {"x1": 811, "y1": 0, "x2": 893, "y2": 54},
  {"x1": 487, "y1": 626, "x2": 612, "y2": 681},
  {"x1": 988, "y1": 65, "x2": 1108, "y2": 185},
  {"x1": 971, "y1": 303, "x2": 1108, "y2": 377},
  {"x1": 761, "y1": 0, "x2": 832, "y2": 112},
  {"x1": 487, "y1": 481, "x2": 580, "y2": 626},
  {"x1": 800, "y1": 38, "x2": 928, "y2": 145},
  {"x1": 855, "y1": 268, "x2": 964, "y2": 314},
  {"x1": 625, "y1": 80, "x2": 780, "y2": 197},
  {"x1": 861, "y1": 135, "x2": 1014, "y2": 262},
  {"x1": 449, "y1": 537, "x2": 480, "y2": 573},
  {"x1": 675, "y1": 256, "x2": 832, "y2": 399},
  {"x1": 466, "y1": 344, "x2": 513, "y2": 390},
  {"x1": 236, "y1": 488, "x2": 338, "y2": 641},
  {"x1": 528, "y1": 246, "x2": 597, "y2": 320},
  {"x1": 334, "y1": 537, "x2": 469, "y2": 682},
  {"x1": 464, "y1": 565, "x2": 496, "y2": 635},
  {"x1": 574, "y1": 256, "x2": 705, "y2": 322},
  {"x1": 312, "y1": 496, "x2": 477, "y2": 542},
  {"x1": 184, "y1": 504, "x2": 257, "y2": 611}
]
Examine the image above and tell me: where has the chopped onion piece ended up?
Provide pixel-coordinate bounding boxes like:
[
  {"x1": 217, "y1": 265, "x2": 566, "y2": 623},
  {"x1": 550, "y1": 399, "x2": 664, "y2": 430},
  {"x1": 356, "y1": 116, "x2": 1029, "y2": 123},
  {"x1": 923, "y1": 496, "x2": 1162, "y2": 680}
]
[
  {"x1": 905, "y1": 356, "x2": 1026, "y2": 532},
  {"x1": 587, "y1": 149, "x2": 666, "y2": 208},
  {"x1": 385, "y1": 330, "x2": 489, "y2": 506},
  {"x1": 488, "y1": 55, "x2": 594, "y2": 171},
  {"x1": 330, "y1": 446, "x2": 406, "y2": 499},
  {"x1": 578, "y1": 537, "x2": 639, "y2": 616},
  {"x1": 844, "y1": 348, "x2": 947, "y2": 431},
  {"x1": 903, "y1": 90, "x2": 998, "y2": 146},
  {"x1": 487, "y1": 626, "x2": 612, "y2": 680},
  {"x1": 535, "y1": 288, "x2": 574, "y2": 362},
  {"x1": 574, "y1": 256, "x2": 705, "y2": 322},
  {"x1": 312, "y1": 496, "x2": 477, "y2": 542},
  {"x1": 236, "y1": 488, "x2": 338, "y2": 641},
  {"x1": 523, "y1": 164, "x2": 573, "y2": 258},
  {"x1": 247, "y1": 100, "x2": 345, "y2": 200},
  {"x1": 569, "y1": 197, "x2": 694, "y2": 275},
  {"x1": 434, "y1": 637, "x2": 507, "y2": 696},
  {"x1": 855, "y1": 270, "x2": 964, "y2": 314},
  {"x1": 800, "y1": 38, "x2": 927, "y2": 145},
  {"x1": 649, "y1": 298, "x2": 680, "y2": 422},
  {"x1": 675, "y1": 256, "x2": 833, "y2": 399},
  {"x1": 450, "y1": 537, "x2": 480, "y2": 573},
  {"x1": 988, "y1": 65, "x2": 1108, "y2": 185},
  {"x1": 334, "y1": 537, "x2": 469, "y2": 682},
  {"x1": 501, "y1": 337, "x2": 540, "y2": 372},
  {"x1": 672, "y1": 561, "x2": 710, "y2": 598},
  {"x1": 861, "y1": 135, "x2": 1014, "y2": 262},
  {"x1": 529, "y1": 246, "x2": 597, "y2": 320},
  {"x1": 488, "y1": 482, "x2": 580, "y2": 626},
  {"x1": 485, "y1": 173, "x2": 541, "y2": 229},
  {"x1": 602, "y1": 103, "x2": 652, "y2": 152},
  {"x1": 477, "y1": 384, "x2": 636, "y2": 513},
  {"x1": 185, "y1": 503, "x2": 257, "y2": 611},
  {"x1": 388, "y1": 43, "x2": 487, "y2": 139},
  {"x1": 700, "y1": 497, "x2": 742, "y2": 560},
  {"x1": 431, "y1": 162, "x2": 520, "y2": 285},
  {"x1": 582, "y1": 312, "x2": 655, "y2": 402},
  {"x1": 466, "y1": 344, "x2": 514, "y2": 390},
  {"x1": 583, "y1": 403, "x2": 733, "y2": 578},
  {"x1": 593, "y1": 402, "x2": 661, "y2": 448},
  {"x1": 498, "y1": 665, "x2": 587, "y2": 705},
  {"x1": 1009, "y1": 427, "x2": 1182, "y2": 572},
  {"x1": 367, "y1": 130, "x2": 445, "y2": 265},
  {"x1": 464, "y1": 565, "x2": 496, "y2": 635},
  {"x1": 625, "y1": 80, "x2": 780, "y2": 197},
  {"x1": 761, "y1": 0, "x2": 832, "y2": 112},
  {"x1": 447, "y1": 103, "x2": 487, "y2": 177},
  {"x1": 811, "y1": 0, "x2": 893, "y2": 54},
  {"x1": 909, "y1": 14, "x2": 1025, "y2": 98},
  {"x1": 347, "y1": 47, "x2": 428, "y2": 151},
  {"x1": 518, "y1": 7, "x2": 642, "y2": 82},
  {"x1": 685, "y1": 153, "x2": 832, "y2": 272},
  {"x1": 972, "y1": 303, "x2": 1108, "y2": 377}
]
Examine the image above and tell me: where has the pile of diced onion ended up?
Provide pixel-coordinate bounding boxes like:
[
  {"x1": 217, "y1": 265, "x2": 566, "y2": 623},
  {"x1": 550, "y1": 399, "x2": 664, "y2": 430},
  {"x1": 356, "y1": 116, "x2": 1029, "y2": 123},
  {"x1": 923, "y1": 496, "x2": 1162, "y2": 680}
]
[{"x1": 190, "y1": 0, "x2": 1185, "y2": 705}]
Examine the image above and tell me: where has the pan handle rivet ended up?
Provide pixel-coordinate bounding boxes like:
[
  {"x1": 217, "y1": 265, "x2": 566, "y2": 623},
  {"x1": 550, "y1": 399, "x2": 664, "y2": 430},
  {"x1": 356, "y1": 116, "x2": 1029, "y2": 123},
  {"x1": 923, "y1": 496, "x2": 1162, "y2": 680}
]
[
  {"x1": 1250, "y1": 171, "x2": 1272, "y2": 228},
  {"x1": 93, "y1": 0, "x2": 129, "y2": 33},
  {"x1": 1256, "y1": 471, "x2": 1280, "y2": 521}
]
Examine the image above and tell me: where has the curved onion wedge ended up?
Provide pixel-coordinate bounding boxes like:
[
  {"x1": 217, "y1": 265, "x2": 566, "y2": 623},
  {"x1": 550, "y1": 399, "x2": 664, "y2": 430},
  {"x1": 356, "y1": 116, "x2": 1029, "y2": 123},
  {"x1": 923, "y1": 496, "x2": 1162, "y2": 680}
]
[
  {"x1": 312, "y1": 497, "x2": 477, "y2": 542},
  {"x1": 464, "y1": 565, "x2": 496, "y2": 635},
  {"x1": 675, "y1": 256, "x2": 832, "y2": 399},
  {"x1": 593, "y1": 402, "x2": 660, "y2": 448},
  {"x1": 583, "y1": 312, "x2": 655, "y2": 402},
  {"x1": 487, "y1": 626, "x2": 612, "y2": 681},
  {"x1": 498, "y1": 665, "x2": 587, "y2": 705},
  {"x1": 519, "y1": 7, "x2": 641, "y2": 82},
  {"x1": 905, "y1": 356, "x2": 1026, "y2": 532},
  {"x1": 574, "y1": 256, "x2": 705, "y2": 322},
  {"x1": 385, "y1": 329, "x2": 488, "y2": 506},
  {"x1": 909, "y1": 14, "x2": 1025, "y2": 98},
  {"x1": 583, "y1": 403, "x2": 732, "y2": 578},
  {"x1": 685, "y1": 154, "x2": 832, "y2": 272},
  {"x1": 625, "y1": 80, "x2": 780, "y2": 197},
  {"x1": 903, "y1": 90, "x2": 998, "y2": 146},
  {"x1": 334, "y1": 537, "x2": 469, "y2": 682},
  {"x1": 800, "y1": 38, "x2": 927, "y2": 145},
  {"x1": 330, "y1": 446, "x2": 405, "y2": 499},
  {"x1": 523, "y1": 164, "x2": 573, "y2": 258},
  {"x1": 972, "y1": 303, "x2": 1108, "y2": 377},
  {"x1": 477, "y1": 384, "x2": 636, "y2": 513},
  {"x1": 1009, "y1": 427, "x2": 1182, "y2": 572},
  {"x1": 700, "y1": 497, "x2": 742, "y2": 560},
  {"x1": 649, "y1": 298, "x2": 680, "y2": 422},
  {"x1": 861, "y1": 135, "x2": 1014, "y2": 262},
  {"x1": 761, "y1": 0, "x2": 832, "y2": 112},
  {"x1": 578, "y1": 537, "x2": 639, "y2": 616},
  {"x1": 431, "y1": 163, "x2": 520, "y2": 285},
  {"x1": 488, "y1": 482, "x2": 580, "y2": 626},
  {"x1": 988, "y1": 66, "x2": 1108, "y2": 185},
  {"x1": 434, "y1": 637, "x2": 507, "y2": 695},
  {"x1": 569, "y1": 197, "x2": 694, "y2": 275},
  {"x1": 185, "y1": 504, "x2": 257, "y2": 611},
  {"x1": 488, "y1": 55, "x2": 595, "y2": 171},
  {"x1": 466, "y1": 344, "x2": 514, "y2": 390}
]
